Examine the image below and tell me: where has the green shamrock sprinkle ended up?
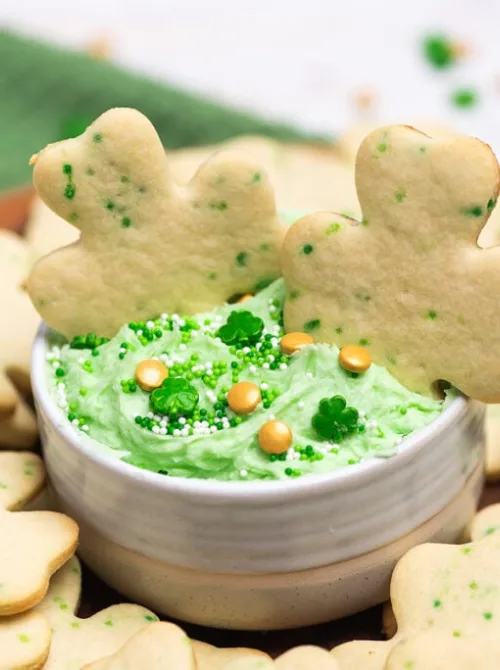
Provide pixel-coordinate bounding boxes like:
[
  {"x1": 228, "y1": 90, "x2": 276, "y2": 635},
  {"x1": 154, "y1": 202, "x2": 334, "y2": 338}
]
[
  {"x1": 217, "y1": 310, "x2": 264, "y2": 346},
  {"x1": 422, "y1": 35, "x2": 456, "y2": 69},
  {"x1": 70, "y1": 332, "x2": 110, "y2": 350},
  {"x1": 150, "y1": 378, "x2": 199, "y2": 418},
  {"x1": 311, "y1": 395, "x2": 359, "y2": 442}
]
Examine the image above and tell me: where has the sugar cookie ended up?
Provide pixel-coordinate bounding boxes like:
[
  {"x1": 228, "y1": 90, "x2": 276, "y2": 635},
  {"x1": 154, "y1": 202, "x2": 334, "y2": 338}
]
[
  {"x1": 27, "y1": 108, "x2": 285, "y2": 338},
  {"x1": 283, "y1": 125, "x2": 500, "y2": 401}
]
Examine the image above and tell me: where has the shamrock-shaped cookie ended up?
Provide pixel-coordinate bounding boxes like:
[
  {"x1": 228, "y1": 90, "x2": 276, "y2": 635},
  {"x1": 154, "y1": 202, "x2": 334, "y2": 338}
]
[
  {"x1": 0, "y1": 231, "x2": 39, "y2": 448},
  {"x1": 282, "y1": 125, "x2": 500, "y2": 401},
  {"x1": 27, "y1": 108, "x2": 285, "y2": 339},
  {"x1": 0, "y1": 451, "x2": 78, "y2": 615},
  {"x1": 34, "y1": 555, "x2": 159, "y2": 669},
  {"x1": 331, "y1": 503, "x2": 500, "y2": 669}
]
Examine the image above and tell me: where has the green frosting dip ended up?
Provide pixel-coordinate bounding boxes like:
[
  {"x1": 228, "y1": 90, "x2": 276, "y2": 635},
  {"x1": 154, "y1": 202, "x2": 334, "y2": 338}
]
[{"x1": 47, "y1": 280, "x2": 446, "y2": 481}]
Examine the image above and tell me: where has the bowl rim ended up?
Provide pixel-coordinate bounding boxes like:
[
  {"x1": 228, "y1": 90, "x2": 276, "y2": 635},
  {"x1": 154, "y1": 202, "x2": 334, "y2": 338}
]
[{"x1": 32, "y1": 322, "x2": 472, "y2": 503}]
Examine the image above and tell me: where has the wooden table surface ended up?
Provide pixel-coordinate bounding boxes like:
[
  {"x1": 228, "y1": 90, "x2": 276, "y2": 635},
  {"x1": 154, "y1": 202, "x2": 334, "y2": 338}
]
[{"x1": 3, "y1": 187, "x2": 499, "y2": 656}]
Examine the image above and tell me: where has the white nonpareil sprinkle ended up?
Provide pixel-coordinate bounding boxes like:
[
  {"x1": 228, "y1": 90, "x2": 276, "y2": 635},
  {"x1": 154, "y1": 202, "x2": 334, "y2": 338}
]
[
  {"x1": 256, "y1": 343, "x2": 262, "y2": 350},
  {"x1": 146, "y1": 321, "x2": 155, "y2": 329},
  {"x1": 80, "y1": 425, "x2": 89, "y2": 432},
  {"x1": 297, "y1": 401, "x2": 305, "y2": 409},
  {"x1": 147, "y1": 411, "x2": 154, "y2": 419},
  {"x1": 279, "y1": 363, "x2": 287, "y2": 371},
  {"x1": 178, "y1": 417, "x2": 186, "y2": 425},
  {"x1": 249, "y1": 365, "x2": 257, "y2": 374},
  {"x1": 366, "y1": 420, "x2": 378, "y2": 430},
  {"x1": 260, "y1": 383, "x2": 269, "y2": 390},
  {"x1": 271, "y1": 338, "x2": 279, "y2": 347},
  {"x1": 359, "y1": 411, "x2": 366, "y2": 419},
  {"x1": 52, "y1": 361, "x2": 60, "y2": 368},
  {"x1": 286, "y1": 452, "x2": 294, "y2": 461},
  {"x1": 306, "y1": 372, "x2": 313, "y2": 378},
  {"x1": 268, "y1": 305, "x2": 277, "y2": 313},
  {"x1": 240, "y1": 469, "x2": 248, "y2": 477},
  {"x1": 173, "y1": 429, "x2": 181, "y2": 437},
  {"x1": 160, "y1": 427, "x2": 167, "y2": 435},
  {"x1": 242, "y1": 346, "x2": 251, "y2": 354},
  {"x1": 152, "y1": 426, "x2": 160, "y2": 434},
  {"x1": 214, "y1": 337, "x2": 222, "y2": 343},
  {"x1": 267, "y1": 355, "x2": 275, "y2": 362},
  {"x1": 269, "y1": 414, "x2": 275, "y2": 421},
  {"x1": 210, "y1": 425, "x2": 218, "y2": 433},
  {"x1": 263, "y1": 363, "x2": 270, "y2": 370},
  {"x1": 72, "y1": 419, "x2": 79, "y2": 426},
  {"x1": 153, "y1": 415, "x2": 161, "y2": 422},
  {"x1": 78, "y1": 357, "x2": 85, "y2": 364},
  {"x1": 179, "y1": 344, "x2": 187, "y2": 351}
]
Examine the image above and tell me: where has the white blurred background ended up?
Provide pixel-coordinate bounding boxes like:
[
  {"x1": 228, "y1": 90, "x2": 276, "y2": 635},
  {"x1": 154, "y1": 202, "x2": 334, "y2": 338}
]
[{"x1": 2, "y1": 0, "x2": 500, "y2": 147}]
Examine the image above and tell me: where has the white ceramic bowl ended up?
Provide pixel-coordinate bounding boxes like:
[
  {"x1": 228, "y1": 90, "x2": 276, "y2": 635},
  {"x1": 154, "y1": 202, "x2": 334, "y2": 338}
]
[
  {"x1": 33, "y1": 324, "x2": 485, "y2": 570},
  {"x1": 32, "y1": 324, "x2": 485, "y2": 625}
]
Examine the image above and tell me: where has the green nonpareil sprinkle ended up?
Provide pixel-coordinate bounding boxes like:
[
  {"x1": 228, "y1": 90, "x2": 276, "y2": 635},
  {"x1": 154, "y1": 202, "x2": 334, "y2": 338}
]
[
  {"x1": 461, "y1": 205, "x2": 483, "y2": 217},
  {"x1": 236, "y1": 251, "x2": 248, "y2": 267},
  {"x1": 422, "y1": 35, "x2": 456, "y2": 69},
  {"x1": 304, "y1": 319, "x2": 320, "y2": 332},
  {"x1": 63, "y1": 163, "x2": 76, "y2": 200},
  {"x1": 451, "y1": 88, "x2": 478, "y2": 109},
  {"x1": 210, "y1": 200, "x2": 228, "y2": 211}
]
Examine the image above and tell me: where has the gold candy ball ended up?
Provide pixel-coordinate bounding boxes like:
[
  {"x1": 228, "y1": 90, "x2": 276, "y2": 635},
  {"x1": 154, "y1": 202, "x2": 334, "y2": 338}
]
[
  {"x1": 135, "y1": 359, "x2": 169, "y2": 392},
  {"x1": 280, "y1": 332, "x2": 314, "y2": 355},
  {"x1": 258, "y1": 420, "x2": 293, "y2": 455},
  {"x1": 338, "y1": 345, "x2": 372, "y2": 374},
  {"x1": 227, "y1": 381, "x2": 261, "y2": 415}
]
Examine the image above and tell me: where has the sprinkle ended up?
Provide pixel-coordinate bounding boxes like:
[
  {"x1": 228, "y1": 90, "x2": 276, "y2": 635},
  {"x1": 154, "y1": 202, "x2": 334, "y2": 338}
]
[
  {"x1": 297, "y1": 401, "x2": 305, "y2": 410},
  {"x1": 240, "y1": 469, "x2": 248, "y2": 477}
]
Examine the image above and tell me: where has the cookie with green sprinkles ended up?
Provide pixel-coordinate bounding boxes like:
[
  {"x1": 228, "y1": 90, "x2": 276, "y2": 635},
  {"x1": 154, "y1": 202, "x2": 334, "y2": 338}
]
[
  {"x1": 332, "y1": 504, "x2": 500, "y2": 669},
  {"x1": 27, "y1": 108, "x2": 285, "y2": 339},
  {"x1": 0, "y1": 451, "x2": 78, "y2": 616},
  {"x1": 33, "y1": 554, "x2": 160, "y2": 669},
  {"x1": 282, "y1": 124, "x2": 500, "y2": 401},
  {"x1": 82, "y1": 622, "x2": 196, "y2": 670}
]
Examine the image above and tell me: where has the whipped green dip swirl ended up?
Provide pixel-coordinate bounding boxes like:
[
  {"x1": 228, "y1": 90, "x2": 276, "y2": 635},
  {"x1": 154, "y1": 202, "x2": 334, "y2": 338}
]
[{"x1": 47, "y1": 280, "x2": 445, "y2": 481}]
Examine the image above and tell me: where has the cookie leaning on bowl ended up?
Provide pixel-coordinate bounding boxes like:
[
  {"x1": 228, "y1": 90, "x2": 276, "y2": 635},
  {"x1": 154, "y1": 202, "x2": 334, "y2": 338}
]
[{"x1": 282, "y1": 124, "x2": 500, "y2": 402}]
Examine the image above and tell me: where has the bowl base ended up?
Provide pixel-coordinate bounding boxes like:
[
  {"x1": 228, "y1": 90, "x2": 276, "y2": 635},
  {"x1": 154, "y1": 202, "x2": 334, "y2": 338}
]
[{"x1": 74, "y1": 461, "x2": 483, "y2": 630}]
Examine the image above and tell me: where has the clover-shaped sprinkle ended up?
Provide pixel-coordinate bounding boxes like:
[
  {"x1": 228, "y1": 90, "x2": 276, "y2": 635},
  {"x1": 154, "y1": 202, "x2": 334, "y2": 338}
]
[
  {"x1": 150, "y1": 377, "x2": 199, "y2": 418},
  {"x1": 311, "y1": 395, "x2": 359, "y2": 442},
  {"x1": 218, "y1": 310, "x2": 264, "y2": 346}
]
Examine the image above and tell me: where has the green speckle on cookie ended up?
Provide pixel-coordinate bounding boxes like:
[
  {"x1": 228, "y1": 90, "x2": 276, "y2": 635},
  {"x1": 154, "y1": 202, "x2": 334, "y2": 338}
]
[
  {"x1": 105, "y1": 200, "x2": 115, "y2": 211},
  {"x1": 144, "y1": 615, "x2": 158, "y2": 622},
  {"x1": 260, "y1": 243, "x2": 271, "y2": 252},
  {"x1": 461, "y1": 205, "x2": 483, "y2": 217},
  {"x1": 71, "y1": 622, "x2": 80, "y2": 628},
  {"x1": 0, "y1": 483, "x2": 7, "y2": 490},
  {"x1": 71, "y1": 564, "x2": 81, "y2": 574},
  {"x1": 488, "y1": 198, "x2": 497, "y2": 211},
  {"x1": 254, "y1": 278, "x2": 273, "y2": 291},
  {"x1": 483, "y1": 611, "x2": 494, "y2": 621},
  {"x1": 422, "y1": 35, "x2": 456, "y2": 69},
  {"x1": 104, "y1": 618, "x2": 113, "y2": 627},
  {"x1": 377, "y1": 142, "x2": 388, "y2": 153},
  {"x1": 93, "y1": 132, "x2": 103, "y2": 143},
  {"x1": 458, "y1": 315, "x2": 466, "y2": 325},
  {"x1": 210, "y1": 200, "x2": 228, "y2": 211},
  {"x1": 462, "y1": 546, "x2": 472, "y2": 555},
  {"x1": 326, "y1": 222, "x2": 342, "y2": 235},
  {"x1": 64, "y1": 184, "x2": 76, "y2": 199},
  {"x1": 453, "y1": 630, "x2": 461, "y2": 638},
  {"x1": 386, "y1": 354, "x2": 397, "y2": 365},
  {"x1": 23, "y1": 469, "x2": 34, "y2": 476},
  {"x1": 138, "y1": 186, "x2": 147, "y2": 194},
  {"x1": 335, "y1": 327, "x2": 343, "y2": 335},
  {"x1": 289, "y1": 289, "x2": 300, "y2": 301},
  {"x1": 433, "y1": 599, "x2": 442, "y2": 609},
  {"x1": 359, "y1": 338, "x2": 370, "y2": 346},
  {"x1": 252, "y1": 172, "x2": 261, "y2": 183},
  {"x1": 301, "y1": 244, "x2": 314, "y2": 255},
  {"x1": 356, "y1": 293, "x2": 371, "y2": 302},
  {"x1": 121, "y1": 217, "x2": 132, "y2": 228},
  {"x1": 469, "y1": 581, "x2": 478, "y2": 590},
  {"x1": 236, "y1": 252, "x2": 248, "y2": 267},
  {"x1": 86, "y1": 167, "x2": 95, "y2": 176},
  {"x1": 403, "y1": 662, "x2": 415, "y2": 670},
  {"x1": 304, "y1": 319, "x2": 321, "y2": 332},
  {"x1": 68, "y1": 212, "x2": 79, "y2": 223},
  {"x1": 18, "y1": 634, "x2": 30, "y2": 643},
  {"x1": 451, "y1": 88, "x2": 478, "y2": 109},
  {"x1": 395, "y1": 190, "x2": 407, "y2": 203},
  {"x1": 426, "y1": 310, "x2": 438, "y2": 320},
  {"x1": 361, "y1": 218, "x2": 369, "y2": 227},
  {"x1": 120, "y1": 175, "x2": 129, "y2": 183},
  {"x1": 63, "y1": 164, "x2": 72, "y2": 176},
  {"x1": 208, "y1": 272, "x2": 217, "y2": 280},
  {"x1": 419, "y1": 146, "x2": 427, "y2": 154},
  {"x1": 485, "y1": 526, "x2": 498, "y2": 536}
]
